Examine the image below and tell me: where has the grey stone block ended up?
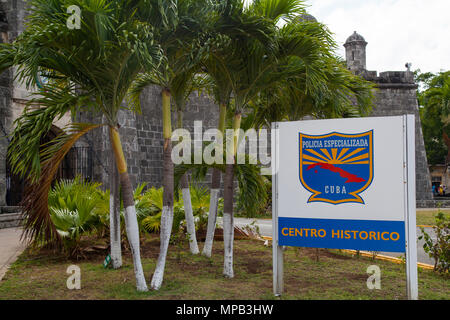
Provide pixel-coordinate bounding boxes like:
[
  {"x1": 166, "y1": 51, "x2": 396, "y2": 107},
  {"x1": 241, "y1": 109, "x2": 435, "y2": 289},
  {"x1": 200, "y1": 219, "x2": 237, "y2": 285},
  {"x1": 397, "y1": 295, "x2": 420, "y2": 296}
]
[{"x1": 0, "y1": 212, "x2": 23, "y2": 229}]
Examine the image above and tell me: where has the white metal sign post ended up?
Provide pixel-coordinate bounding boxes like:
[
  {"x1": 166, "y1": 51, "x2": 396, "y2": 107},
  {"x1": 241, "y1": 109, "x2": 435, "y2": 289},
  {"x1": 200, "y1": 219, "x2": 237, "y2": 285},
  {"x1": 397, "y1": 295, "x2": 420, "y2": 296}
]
[
  {"x1": 404, "y1": 115, "x2": 419, "y2": 300},
  {"x1": 272, "y1": 115, "x2": 418, "y2": 299}
]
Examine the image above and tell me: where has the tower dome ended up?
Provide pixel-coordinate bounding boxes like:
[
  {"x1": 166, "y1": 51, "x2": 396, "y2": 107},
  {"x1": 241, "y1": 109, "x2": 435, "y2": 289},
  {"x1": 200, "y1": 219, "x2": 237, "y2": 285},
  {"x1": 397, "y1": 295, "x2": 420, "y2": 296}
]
[{"x1": 344, "y1": 31, "x2": 367, "y2": 45}]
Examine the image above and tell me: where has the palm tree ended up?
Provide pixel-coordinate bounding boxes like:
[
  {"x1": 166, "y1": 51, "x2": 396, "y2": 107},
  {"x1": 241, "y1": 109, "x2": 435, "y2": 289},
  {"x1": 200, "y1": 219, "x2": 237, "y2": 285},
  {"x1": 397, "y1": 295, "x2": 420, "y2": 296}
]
[
  {"x1": 1, "y1": 0, "x2": 164, "y2": 291},
  {"x1": 128, "y1": 0, "x2": 212, "y2": 290},
  {"x1": 218, "y1": 3, "x2": 374, "y2": 279},
  {"x1": 196, "y1": 1, "x2": 374, "y2": 277},
  {"x1": 134, "y1": 70, "x2": 204, "y2": 258},
  {"x1": 199, "y1": 0, "x2": 278, "y2": 258},
  {"x1": 215, "y1": 0, "x2": 340, "y2": 278}
]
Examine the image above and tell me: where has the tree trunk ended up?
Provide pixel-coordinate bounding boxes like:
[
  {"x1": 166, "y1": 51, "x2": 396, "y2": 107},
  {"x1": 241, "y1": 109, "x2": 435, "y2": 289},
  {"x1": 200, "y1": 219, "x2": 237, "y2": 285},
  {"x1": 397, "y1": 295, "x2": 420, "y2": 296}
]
[
  {"x1": 202, "y1": 168, "x2": 221, "y2": 257},
  {"x1": 180, "y1": 174, "x2": 199, "y2": 254},
  {"x1": 109, "y1": 147, "x2": 122, "y2": 269},
  {"x1": 223, "y1": 163, "x2": 235, "y2": 278},
  {"x1": 109, "y1": 126, "x2": 147, "y2": 292},
  {"x1": 177, "y1": 108, "x2": 199, "y2": 254},
  {"x1": 202, "y1": 103, "x2": 226, "y2": 257},
  {"x1": 151, "y1": 88, "x2": 174, "y2": 290},
  {"x1": 222, "y1": 111, "x2": 241, "y2": 278}
]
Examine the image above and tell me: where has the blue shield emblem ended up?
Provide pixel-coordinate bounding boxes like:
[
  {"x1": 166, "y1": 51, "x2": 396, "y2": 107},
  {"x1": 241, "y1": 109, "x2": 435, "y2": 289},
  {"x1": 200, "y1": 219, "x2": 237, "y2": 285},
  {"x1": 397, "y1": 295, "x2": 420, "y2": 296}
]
[{"x1": 299, "y1": 131, "x2": 373, "y2": 204}]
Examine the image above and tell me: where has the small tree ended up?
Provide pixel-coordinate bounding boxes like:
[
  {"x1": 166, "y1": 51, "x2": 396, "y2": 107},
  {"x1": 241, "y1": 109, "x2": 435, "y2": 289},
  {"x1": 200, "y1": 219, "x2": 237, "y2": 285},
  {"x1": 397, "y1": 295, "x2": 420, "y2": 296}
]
[
  {"x1": 417, "y1": 70, "x2": 450, "y2": 166},
  {"x1": 419, "y1": 210, "x2": 450, "y2": 274}
]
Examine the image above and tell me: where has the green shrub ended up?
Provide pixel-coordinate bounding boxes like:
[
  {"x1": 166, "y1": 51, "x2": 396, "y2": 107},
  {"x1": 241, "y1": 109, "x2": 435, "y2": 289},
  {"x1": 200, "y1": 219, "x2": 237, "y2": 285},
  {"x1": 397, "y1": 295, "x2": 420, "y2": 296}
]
[
  {"x1": 139, "y1": 184, "x2": 215, "y2": 235},
  {"x1": 419, "y1": 210, "x2": 450, "y2": 274},
  {"x1": 184, "y1": 184, "x2": 210, "y2": 231},
  {"x1": 47, "y1": 179, "x2": 224, "y2": 254},
  {"x1": 48, "y1": 176, "x2": 109, "y2": 256},
  {"x1": 138, "y1": 186, "x2": 184, "y2": 234},
  {"x1": 174, "y1": 159, "x2": 269, "y2": 219}
]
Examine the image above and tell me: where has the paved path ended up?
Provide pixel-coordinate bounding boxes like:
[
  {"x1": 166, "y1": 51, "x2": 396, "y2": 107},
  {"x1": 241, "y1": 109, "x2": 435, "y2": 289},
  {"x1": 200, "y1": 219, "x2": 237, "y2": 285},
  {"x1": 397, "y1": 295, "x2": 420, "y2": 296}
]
[
  {"x1": 0, "y1": 228, "x2": 27, "y2": 281},
  {"x1": 379, "y1": 227, "x2": 436, "y2": 265},
  {"x1": 231, "y1": 218, "x2": 436, "y2": 266}
]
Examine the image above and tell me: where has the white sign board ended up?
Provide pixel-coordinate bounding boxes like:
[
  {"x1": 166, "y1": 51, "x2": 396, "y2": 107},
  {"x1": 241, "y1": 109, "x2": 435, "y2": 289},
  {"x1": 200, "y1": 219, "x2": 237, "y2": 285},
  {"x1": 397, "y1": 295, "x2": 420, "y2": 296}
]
[{"x1": 272, "y1": 115, "x2": 418, "y2": 299}]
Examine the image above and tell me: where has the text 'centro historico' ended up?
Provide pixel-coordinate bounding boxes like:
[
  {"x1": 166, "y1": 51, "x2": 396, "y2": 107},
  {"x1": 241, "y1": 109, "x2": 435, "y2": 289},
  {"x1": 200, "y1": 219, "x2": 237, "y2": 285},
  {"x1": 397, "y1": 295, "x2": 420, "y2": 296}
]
[{"x1": 278, "y1": 217, "x2": 405, "y2": 252}]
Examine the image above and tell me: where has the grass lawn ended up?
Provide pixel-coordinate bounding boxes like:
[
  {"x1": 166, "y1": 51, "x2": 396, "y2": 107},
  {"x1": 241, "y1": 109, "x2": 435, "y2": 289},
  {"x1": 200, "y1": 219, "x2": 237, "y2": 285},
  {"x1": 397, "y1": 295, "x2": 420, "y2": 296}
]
[
  {"x1": 416, "y1": 209, "x2": 450, "y2": 226},
  {"x1": 0, "y1": 233, "x2": 448, "y2": 300}
]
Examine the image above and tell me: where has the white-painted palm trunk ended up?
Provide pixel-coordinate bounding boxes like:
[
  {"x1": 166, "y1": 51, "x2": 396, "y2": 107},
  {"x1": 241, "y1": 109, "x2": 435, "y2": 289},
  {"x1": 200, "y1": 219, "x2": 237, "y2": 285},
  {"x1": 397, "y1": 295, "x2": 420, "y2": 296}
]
[
  {"x1": 109, "y1": 159, "x2": 122, "y2": 269},
  {"x1": 124, "y1": 205, "x2": 148, "y2": 291},
  {"x1": 109, "y1": 192, "x2": 122, "y2": 269},
  {"x1": 222, "y1": 212, "x2": 234, "y2": 278},
  {"x1": 202, "y1": 189, "x2": 220, "y2": 257},
  {"x1": 182, "y1": 188, "x2": 199, "y2": 254},
  {"x1": 151, "y1": 206, "x2": 174, "y2": 290}
]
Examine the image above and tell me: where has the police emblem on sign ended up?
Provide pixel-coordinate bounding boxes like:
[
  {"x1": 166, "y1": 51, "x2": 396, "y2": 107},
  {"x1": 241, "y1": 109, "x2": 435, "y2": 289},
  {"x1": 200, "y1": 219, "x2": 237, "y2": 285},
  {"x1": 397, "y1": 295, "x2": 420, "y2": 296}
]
[{"x1": 299, "y1": 131, "x2": 373, "y2": 204}]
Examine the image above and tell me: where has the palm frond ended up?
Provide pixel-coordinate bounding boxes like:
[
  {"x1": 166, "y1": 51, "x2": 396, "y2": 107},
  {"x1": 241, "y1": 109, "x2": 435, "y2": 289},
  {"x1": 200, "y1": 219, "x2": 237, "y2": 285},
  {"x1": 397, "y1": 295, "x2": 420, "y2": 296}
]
[
  {"x1": 7, "y1": 84, "x2": 93, "y2": 182},
  {"x1": 127, "y1": 71, "x2": 162, "y2": 112},
  {"x1": 141, "y1": 212, "x2": 162, "y2": 233},
  {"x1": 249, "y1": 0, "x2": 306, "y2": 23},
  {"x1": 20, "y1": 123, "x2": 103, "y2": 247},
  {"x1": 5, "y1": 0, "x2": 163, "y2": 122},
  {"x1": 234, "y1": 157, "x2": 269, "y2": 218}
]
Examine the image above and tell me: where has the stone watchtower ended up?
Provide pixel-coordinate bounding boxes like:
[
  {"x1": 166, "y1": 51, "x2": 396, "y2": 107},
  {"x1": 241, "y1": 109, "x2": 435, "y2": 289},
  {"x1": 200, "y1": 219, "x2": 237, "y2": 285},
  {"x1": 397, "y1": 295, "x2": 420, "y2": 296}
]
[
  {"x1": 344, "y1": 31, "x2": 368, "y2": 75},
  {"x1": 344, "y1": 31, "x2": 434, "y2": 206}
]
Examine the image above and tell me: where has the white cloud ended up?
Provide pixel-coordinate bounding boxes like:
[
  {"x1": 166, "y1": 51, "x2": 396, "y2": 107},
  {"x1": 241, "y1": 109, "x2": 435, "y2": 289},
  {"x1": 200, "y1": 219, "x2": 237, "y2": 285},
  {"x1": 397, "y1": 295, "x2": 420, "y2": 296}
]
[{"x1": 307, "y1": 0, "x2": 450, "y2": 73}]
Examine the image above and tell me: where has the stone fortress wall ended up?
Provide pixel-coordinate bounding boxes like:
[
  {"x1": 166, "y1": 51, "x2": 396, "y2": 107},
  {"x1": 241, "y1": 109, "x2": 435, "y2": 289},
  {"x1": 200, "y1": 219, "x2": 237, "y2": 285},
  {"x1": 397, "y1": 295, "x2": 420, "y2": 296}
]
[{"x1": 0, "y1": 0, "x2": 25, "y2": 206}]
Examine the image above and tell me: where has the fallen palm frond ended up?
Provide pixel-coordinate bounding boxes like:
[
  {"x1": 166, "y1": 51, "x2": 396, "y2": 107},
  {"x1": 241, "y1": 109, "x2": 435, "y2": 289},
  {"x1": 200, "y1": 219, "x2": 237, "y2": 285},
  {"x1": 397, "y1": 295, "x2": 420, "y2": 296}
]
[{"x1": 20, "y1": 123, "x2": 103, "y2": 248}]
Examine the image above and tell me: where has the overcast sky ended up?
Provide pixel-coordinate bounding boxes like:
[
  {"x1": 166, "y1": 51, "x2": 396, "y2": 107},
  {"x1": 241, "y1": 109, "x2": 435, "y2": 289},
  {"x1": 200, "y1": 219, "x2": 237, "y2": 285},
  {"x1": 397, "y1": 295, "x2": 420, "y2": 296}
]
[{"x1": 305, "y1": 0, "x2": 449, "y2": 74}]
